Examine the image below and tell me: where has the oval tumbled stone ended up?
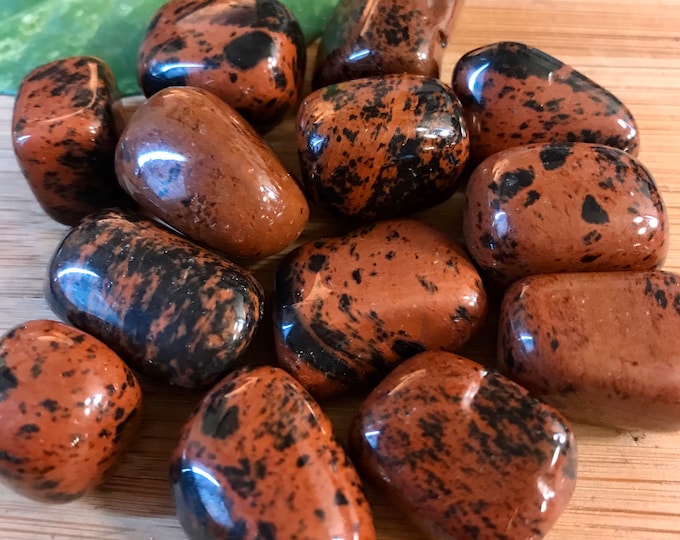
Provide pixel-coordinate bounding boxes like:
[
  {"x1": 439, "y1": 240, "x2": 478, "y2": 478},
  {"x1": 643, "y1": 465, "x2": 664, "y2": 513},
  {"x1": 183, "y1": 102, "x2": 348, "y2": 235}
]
[
  {"x1": 349, "y1": 351, "x2": 577, "y2": 540},
  {"x1": 313, "y1": 0, "x2": 464, "y2": 88},
  {"x1": 298, "y1": 75, "x2": 469, "y2": 221},
  {"x1": 46, "y1": 210, "x2": 264, "y2": 388},
  {"x1": 274, "y1": 219, "x2": 487, "y2": 398},
  {"x1": 463, "y1": 142, "x2": 667, "y2": 284},
  {"x1": 170, "y1": 365, "x2": 376, "y2": 540},
  {"x1": 116, "y1": 86, "x2": 309, "y2": 259},
  {"x1": 452, "y1": 41, "x2": 639, "y2": 166},
  {"x1": 499, "y1": 271, "x2": 680, "y2": 430},
  {"x1": 0, "y1": 320, "x2": 142, "y2": 503},
  {"x1": 138, "y1": 0, "x2": 306, "y2": 132}
]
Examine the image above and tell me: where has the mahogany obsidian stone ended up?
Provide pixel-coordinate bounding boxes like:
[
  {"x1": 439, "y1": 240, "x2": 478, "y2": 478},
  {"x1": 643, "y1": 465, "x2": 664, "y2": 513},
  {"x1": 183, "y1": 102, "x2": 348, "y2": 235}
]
[
  {"x1": 0, "y1": 320, "x2": 142, "y2": 503},
  {"x1": 297, "y1": 74, "x2": 469, "y2": 221},
  {"x1": 273, "y1": 220, "x2": 486, "y2": 399},
  {"x1": 313, "y1": 0, "x2": 464, "y2": 89},
  {"x1": 452, "y1": 41, "x2": 640, "y2": 166},
  {"x1": 463, "y1": 142, "x2": 667, "y2": 285},
  {"x1": 46, "y1": 210, "x2": 264, "y2": 389},
  {"x1": 170, "y1": 365, "x2": 376, "y2": 539},
  {"x1": 12, "y1": 56, "x2": 128, "y2": 225},
  {"x1": 349, "y1": 351, "x2": 577, "y2": 540},
  {"x1": 499, "y1": 271, "x2": 680, "y2": 430},
  {"x1": 138, "y1": 0, "x2": 306, "y2": 132}
]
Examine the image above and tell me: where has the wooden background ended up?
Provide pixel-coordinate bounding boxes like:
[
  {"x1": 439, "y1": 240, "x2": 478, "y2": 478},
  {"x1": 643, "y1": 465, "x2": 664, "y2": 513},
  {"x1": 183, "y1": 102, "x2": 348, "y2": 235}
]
[{"x1": 1, "y1": 0, "x2": 680, "y2": 538}]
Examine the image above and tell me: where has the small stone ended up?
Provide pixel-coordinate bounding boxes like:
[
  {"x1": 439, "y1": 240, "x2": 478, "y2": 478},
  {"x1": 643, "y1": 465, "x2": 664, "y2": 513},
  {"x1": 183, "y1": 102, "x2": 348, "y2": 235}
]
[
  {"x1": 274, "y1": 219, "x2": 486, "y2": 398},
  {"x1": 138, "y1": 0, "x2": 306, "y2": 132},
  {"x1": 12, "y1": 56, "x2": 129, "y2": 225},
  {"x1": 313, "y1": 0, "x2": 464, "y2": 88},
  {"x1": 115, "y1": 86, "x2": 309, "y2": 259},
  {"x1": 0, "y1": 320, "x2": 142, "y2": 503},
  {"x1": 452, "y1": 41, "x2": 639, "y2": 166},
  {"x1": 499, "y1": 271, "x2": 680, "y2": 430},
  {"x1": 350, "y1": 351, "x2": 577, "y2": 540},
  {"x1": 463, "y1": 142, "x2": 667, "y2": 284},
  {"x1": 46, "y1": 210, "x2": 264, "y2": 389},
  {"x1": 297, "y1": 74, "x2": 469, "y2": 221},
  {"x1": 170, "y1": 365, "x2": 376, "y2": 539}
]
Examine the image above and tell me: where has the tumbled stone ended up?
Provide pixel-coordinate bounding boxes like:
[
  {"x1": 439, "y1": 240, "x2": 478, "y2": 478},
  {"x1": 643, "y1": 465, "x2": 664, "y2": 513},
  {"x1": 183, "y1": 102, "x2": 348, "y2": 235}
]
[
  {"x1": 138, "y1": 0, "x2": 306, "y2": 132},
  {"x1": 274, "y1": 219, "x2": 486, "y2": 398},
  {"x1": 350, "y1": 351, "x2": 577, "y2": 540},
  {"x1": 46, "y1": 210, "x2": 264, "y2": 388},
  {"x1": 499, "y1": 271, "x2": 680, "y2": 430},
  {"x1": 297, "y1": 75, "x2": 469, "y2": 221},
  {"x1": 12, "y1": 56, "x2": 128, "y2": 225},
  {"x1": 313, "y1": 0, "x2": 464, "y2": 88},
  {"x1": 463, "y1": 142, "x2": 667, "y2": 284},
  {"x1": 171, "y1": 365, "x2": 376, "y2": 539},
  {"x1": 0, "y1": 320, "x2": 142, "y2": 502},
  {"x1": 452, "y1": 41, "x2": 639, "y2": 166},
  {"x1": 115, "y1": 86, "x2": 309, "y2": 259}
]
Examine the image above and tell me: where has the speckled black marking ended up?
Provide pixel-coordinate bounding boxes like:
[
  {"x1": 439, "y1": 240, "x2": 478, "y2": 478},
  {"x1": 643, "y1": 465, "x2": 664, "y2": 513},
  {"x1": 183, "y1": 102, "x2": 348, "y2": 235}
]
[
  {"x1": 224, "y1": 31, "x2": 274, "y2": 70},
  {"x1": 296, "y1": 454, "x2": 309, "y2": 467},
  {"x1": 540, "y1": 145, "x2": 573, "y2": 170},
  {"x1": 39, "y1": 399, "x2": 59, "y2": 412},
  {"x1": 524, "y1": 190, "x2": 540, "y2": 207},
  {"x1": 218, "y1": 457, "x2": 266, "y2": 499},
  {"x1": 16, "y1": 423, "x2": 40, "y2": 436},
  {"x1": 391, "y1": 340, "x2": 426, "y2": 359},
  {"x1": 452, "y1": 306, "x2": 473, "y2": 323},
  {"x1": 478, "y1": 42, "x2": 558, "y2": 81},
  {"x1": 202, "y1": 398, "x2": 240, "y2": 440},
  {"x1": 550, "y1": 338, "x2": 559, "y2": 351},
  {"x1": 416, "y1": 275, "x2": 438, "y2": 293},
  {"x1": 580, "y1": 254, "x2": 601, "y2": 263},
  {"x1": 0, "y1": 352, "x2": 17, "y2": 402},
  {"x1": 489, "y1": 167, "x2": 535, "y2": 202},
  {"x1": 307, "y1": 254, "x2": 328, "y2": 273},
  {"x1": 351, "y1": 268, "x2": 362, "y2": 284},
  {"x1": 257, "y1": 521, "x2": 276, "y2": 540},
  {"x1": 581, "y1": 195, "x2": 609, "y2": 224},
  {"x1": 334, "y1": 489, "x2": 349, "y2": 505}
]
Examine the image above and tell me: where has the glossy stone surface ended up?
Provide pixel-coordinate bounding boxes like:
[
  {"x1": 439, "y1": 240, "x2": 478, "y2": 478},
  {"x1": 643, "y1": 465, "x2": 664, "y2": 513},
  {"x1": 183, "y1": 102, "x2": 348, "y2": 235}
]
[
  {"x1": 46, "y1": 210, "x2": 264, "y2": 388},
  {"x1": 463, "y1": 142, "x2": 667, "y2": 284},
  {"x1": 0, "y1": 320, "x2": 142, "y2": 503},
  {"x1": 298, "y1": 75, "x2": 469, "y2": 221},
  {"x1": 452, "y1": 42, "x2": 640, "y2": 166},
  {"x1": 499, "y1": 271, "x2": 680, "y2": 430},
  {"x1": 116, "y1": 86, "x2": 308, "y2": 259},
  {"x1": 349, "y1": 351, "x2": 576, "y2": 540},
  {"x1": 171, "y1": 365, "x2": 376, "y2": 539},
  {"x1": 12, "y1": 56, "x2": 128, "y2": 225},
  {"x1": 313, "y1": 0, "x2": 464, "y2": 89},
  {"x1": 138, "y1": 0, "x2": 306, "y2": 132},
  {"x1": 274, "y1": 219, "x2": 487, "y2": 398}
]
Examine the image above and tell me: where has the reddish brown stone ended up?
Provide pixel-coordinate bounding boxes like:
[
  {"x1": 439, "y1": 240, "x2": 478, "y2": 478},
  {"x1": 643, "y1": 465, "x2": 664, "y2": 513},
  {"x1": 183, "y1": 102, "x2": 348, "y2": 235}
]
[
  {"x1": 0, "y1": 320, "x2": 142, "y2": 502},
  {"x1": 499, "y1": 271, "x2": 680, "y2": 430}
]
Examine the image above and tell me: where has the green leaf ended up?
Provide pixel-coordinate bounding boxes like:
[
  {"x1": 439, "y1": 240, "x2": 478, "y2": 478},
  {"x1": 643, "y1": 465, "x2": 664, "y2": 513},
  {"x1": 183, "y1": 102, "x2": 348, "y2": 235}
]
[{"x1": 0, "y1": 0, "x2": 339, "y2": 97}]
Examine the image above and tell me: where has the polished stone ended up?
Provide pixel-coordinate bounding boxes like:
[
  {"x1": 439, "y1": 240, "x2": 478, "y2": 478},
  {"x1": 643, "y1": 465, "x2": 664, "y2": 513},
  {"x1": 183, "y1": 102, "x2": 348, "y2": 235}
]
[
  {"x1": 274, "y1": 219, "x2": 486, "y2": 398},
  {"x1": 46, "y1": 210, "x2": 264, "y2": 389},
  {"x1": 12, "y1": 56, "x2": 128, "y2": 225},
  {"x1": 350, "y1": 351, "x2": 577, "y2": 540},
  {"x1": 452, "y1": 41, "x2": 639, "y2": 166},
  {"x1": 463, "y1": 142, "x2": 667, "y2": 284},
  {"x1": 171, "y1": 366, "x2": 376, "y2": 539},
  {"x1": 0, "y1": 320, "x2": 142, "y2": 502},
  {"x1": 499, "y1": 271, "x2": 680, "y2": 430},
  {"x1": 138, "y1": 0, "x2": 306, "y2": 132},
  {"x1": 115, "y1": 86, "x2": 309, "y2": 259},
  {"x1": 298, "y1": 74, "x2": 469, "y2": 221},
  {"x1": 314, "y1": 0, "x2": 464, "y2": 88}
]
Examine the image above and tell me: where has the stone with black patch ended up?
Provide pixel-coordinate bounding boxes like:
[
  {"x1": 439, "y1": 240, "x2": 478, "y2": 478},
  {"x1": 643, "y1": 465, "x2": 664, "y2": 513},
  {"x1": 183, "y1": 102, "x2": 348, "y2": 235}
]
[
  {"x1": 46, "y1": 210, "x2": 264, "y2": 388},
  {"x1": 452, "y1": 41, "x2": 640, "y2": 166},
  {"x1": 0, "y1": 320, "x2": 142, "y2": 503},
  {"x1": 11, "y1": 56, "x2": 130, "y2": 225},
  {"x1": 314, "y1": 0, "x2": 463, "y2": 88},
  {"x1": 274, "y1": 219, "x2": 487, "y2": 399},
  {"x1": 349, "y1": 351, "x2": 577, "y2": 539},
  {"x1": 170, "y1": 366, "x2": 376, "y2": 539},
  {"x1": 463, "y1": 142, "x2": 667, "y2": 285},
  {"x1": 137, "y1": 0, "x2": 306, "y2": 132},
  {"x1": 499, "y1": 271, "x2": 680, "y2": 430},
  {"x1": 297, "y1": 74, "x2": 469, "y2": 221}
]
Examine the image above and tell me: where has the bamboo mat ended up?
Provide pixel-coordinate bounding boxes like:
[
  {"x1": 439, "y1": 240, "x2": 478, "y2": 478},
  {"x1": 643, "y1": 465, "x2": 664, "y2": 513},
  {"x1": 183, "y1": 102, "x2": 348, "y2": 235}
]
[{"x1": 1, "y1": 0, "x2": 680, "y2": 538}]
